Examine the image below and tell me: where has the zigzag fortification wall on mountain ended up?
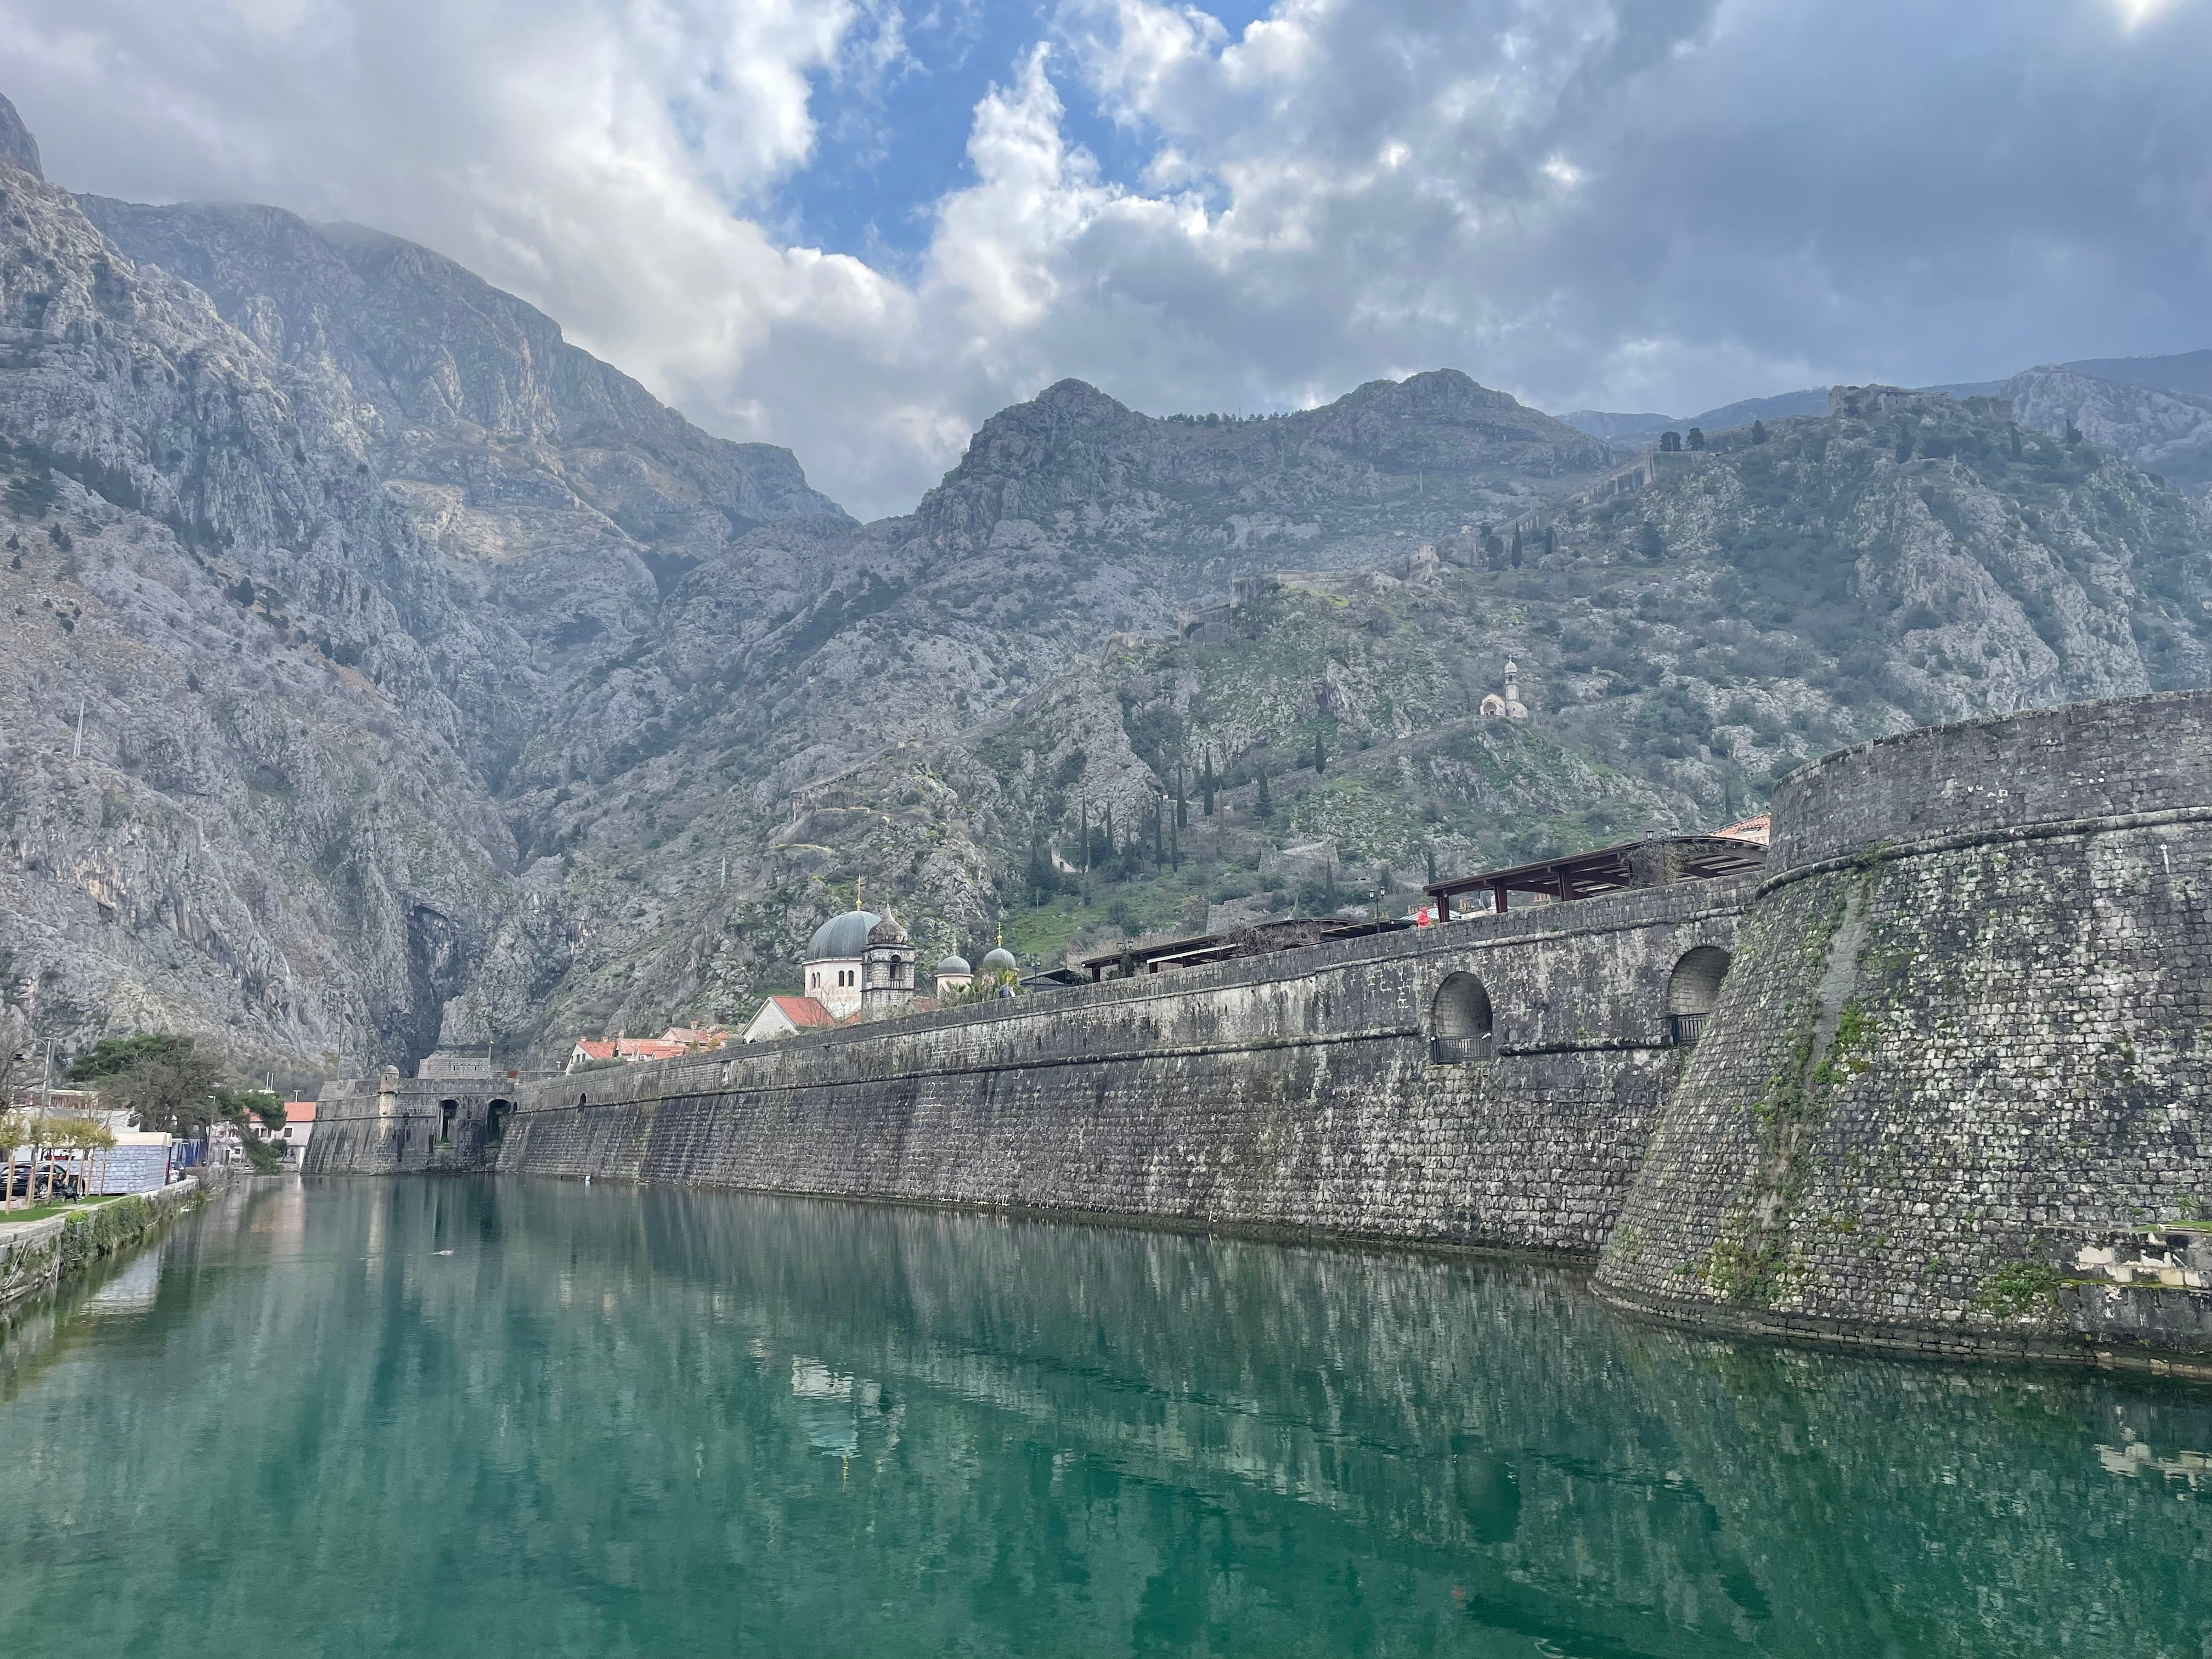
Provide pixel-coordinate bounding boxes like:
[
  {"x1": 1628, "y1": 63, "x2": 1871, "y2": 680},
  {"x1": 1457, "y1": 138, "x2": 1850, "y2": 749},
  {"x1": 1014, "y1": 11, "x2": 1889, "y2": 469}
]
[{"x1": 307, "y1": 690, "x2": 2212, "y2": 1369}]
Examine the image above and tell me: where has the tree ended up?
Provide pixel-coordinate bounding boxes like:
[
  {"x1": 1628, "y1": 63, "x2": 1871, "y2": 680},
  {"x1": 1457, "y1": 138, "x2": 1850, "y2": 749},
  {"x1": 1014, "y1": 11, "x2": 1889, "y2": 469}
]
[
  {"x1": 1639, "y1": 521, "x2": 1666, "y2": 562},
  {"x1": 1200, "y1": 750, "x2": 1216, "y2": 817},
  {"x1": 1686, "y1": 427, "x2": 1706, "y2": 452},
  {"x1": 1659, "y1": 431, "x2": 1683, "y2": 453},
  {"x1": 1509, "y1": 527, "x2": 1523, "y2": 568},
  {"x1": 43, "y1": 1115, "x2": 114, "y2": 1200},
  {"x1": 2064, "y1": 419, "x2": 2083, "y2": 447},
  {"x1": 1894, "y1": 430, "x2": 1913, "y2": 462},
  {"x1": 80, "y1": 1035, "x2": 224, "y2": 1137},
  {"x1": 1312, "y1": 729, "x2": 1327, "y2": 775},
  {"x1": 1542, "y1": 524, "x2": 1556, "y2": 560},
  {"x1": 1255, "y1": 767, "x2": 1273, "y2": 820},
  {"x1": 1751, "y1": 419, "x2": 1768, "y2": 444}
]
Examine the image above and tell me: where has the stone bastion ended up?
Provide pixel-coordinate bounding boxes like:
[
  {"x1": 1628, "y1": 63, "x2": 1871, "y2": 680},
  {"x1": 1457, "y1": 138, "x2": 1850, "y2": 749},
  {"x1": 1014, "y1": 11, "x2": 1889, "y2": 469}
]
[{"x1": 308, "y1": 690, "x2": 2212, "y2": 1370}]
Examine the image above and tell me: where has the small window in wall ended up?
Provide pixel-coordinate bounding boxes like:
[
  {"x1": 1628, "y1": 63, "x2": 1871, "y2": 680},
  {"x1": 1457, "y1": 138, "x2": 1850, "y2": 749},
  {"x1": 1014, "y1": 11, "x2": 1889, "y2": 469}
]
[
  {"x1": 1430, "y1": 972, "x2": 1494, "y2": 1064},
  {"x1": 1666, "y1": 946, "x2": 1732, "y2": 1046}
]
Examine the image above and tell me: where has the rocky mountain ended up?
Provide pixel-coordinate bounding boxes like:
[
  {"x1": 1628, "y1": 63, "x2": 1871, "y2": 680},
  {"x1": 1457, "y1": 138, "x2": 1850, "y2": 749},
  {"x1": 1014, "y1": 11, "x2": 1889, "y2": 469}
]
[
  {"x1": 1995, "y1": 366, "x2": 2212, "y2": 498},
  {"x1": 1564, "y1": 391, "x2": 1830, "y2": 450},
  {"x1": 536, "y1": 384, "x2": 2212, "y2": 1036},
  {"x1": 487, "y1": 373, "x2": 1619, "y2": 1039},
  {"x1": 1574, "y1": 353, "x2": 2212, "y2": 505},
  {"x1": 0, "y1": 95, "x2": 842, "y2": 1073},
  {"x1": 5, "y1": 88, "x2": 2211, "y2": 1073},
  {"x1": 2030, "y1": 348, "x2": 2212, "y2": 400}
]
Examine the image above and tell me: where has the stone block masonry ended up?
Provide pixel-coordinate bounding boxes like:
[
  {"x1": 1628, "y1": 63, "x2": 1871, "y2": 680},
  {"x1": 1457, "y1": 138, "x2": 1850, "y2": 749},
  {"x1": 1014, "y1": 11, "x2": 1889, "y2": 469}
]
[
  {"x1": 0, "y1": 1175, "x2": 211, "y2": 1314},
  {"x1": 1598, "y1": 691, "x2": 2212, "y2": 1372},
  {"x1": 313, "y1": 882, "x2": 1748, "y2": 1256},
  {"x1": 310, "y1": 689, "x2": 2212, "y2": 1368}
]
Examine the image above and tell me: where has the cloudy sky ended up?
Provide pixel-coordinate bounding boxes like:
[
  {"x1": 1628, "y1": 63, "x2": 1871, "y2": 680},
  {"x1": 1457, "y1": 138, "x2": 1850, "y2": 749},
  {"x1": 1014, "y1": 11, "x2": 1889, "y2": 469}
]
[{"x1": 2, "y1": 0, "x2": 2206, "y2": 517}]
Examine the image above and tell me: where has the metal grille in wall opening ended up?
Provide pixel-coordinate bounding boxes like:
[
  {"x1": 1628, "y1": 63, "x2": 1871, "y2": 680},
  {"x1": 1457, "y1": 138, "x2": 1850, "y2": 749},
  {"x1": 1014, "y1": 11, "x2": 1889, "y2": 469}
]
[
  {"x1": 1664, "y1": 947, "x2": 1731, "y2": 1046},
  {"x1": 1430, "y1": 972, "x2": 1494, "y2": 1065}
]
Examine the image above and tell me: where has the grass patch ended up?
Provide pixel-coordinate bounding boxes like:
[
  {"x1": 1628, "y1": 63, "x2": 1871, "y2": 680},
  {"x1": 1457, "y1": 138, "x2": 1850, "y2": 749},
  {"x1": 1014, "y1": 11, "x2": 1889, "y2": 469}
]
[{"x1": 1, "y1": 1194, "x2": 129, "y2": 1226}]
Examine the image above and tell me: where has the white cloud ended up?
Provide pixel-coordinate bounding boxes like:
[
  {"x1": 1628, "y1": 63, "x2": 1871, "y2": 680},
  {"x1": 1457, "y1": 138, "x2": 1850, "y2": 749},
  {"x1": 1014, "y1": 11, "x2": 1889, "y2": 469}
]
[{"x1": 2, "y1": 0, "x2": 2209, "y2": 517}]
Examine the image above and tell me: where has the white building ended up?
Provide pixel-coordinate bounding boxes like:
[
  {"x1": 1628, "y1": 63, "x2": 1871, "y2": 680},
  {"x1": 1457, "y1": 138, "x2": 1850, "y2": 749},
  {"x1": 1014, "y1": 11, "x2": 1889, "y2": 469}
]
[
  {"x1": 802, "y1": 911, "x2": 920, "y2": 1019},
  {"x1": 1479, "y1": 661, "x2": 1530, "y2": 721},
  {"x1": 743, "y1": 995, "x2": 838, "y2": 1042},
  {"x1": 803, "y1": 910, "x2": 879, "y2": 1019}
]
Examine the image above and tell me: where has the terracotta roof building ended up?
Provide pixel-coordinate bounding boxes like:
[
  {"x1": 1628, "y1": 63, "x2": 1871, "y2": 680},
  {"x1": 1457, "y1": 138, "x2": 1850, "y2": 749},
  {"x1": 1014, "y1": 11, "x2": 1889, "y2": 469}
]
[{"x1": 743, "y1": 995, "x2": 840, "y2": 1043}]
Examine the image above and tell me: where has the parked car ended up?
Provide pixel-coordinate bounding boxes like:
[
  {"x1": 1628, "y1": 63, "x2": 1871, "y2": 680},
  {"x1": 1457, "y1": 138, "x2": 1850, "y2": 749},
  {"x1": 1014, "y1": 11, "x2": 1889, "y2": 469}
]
[{"x1": 7, "y1": 1161, "x2": 83, "y2": 1200}]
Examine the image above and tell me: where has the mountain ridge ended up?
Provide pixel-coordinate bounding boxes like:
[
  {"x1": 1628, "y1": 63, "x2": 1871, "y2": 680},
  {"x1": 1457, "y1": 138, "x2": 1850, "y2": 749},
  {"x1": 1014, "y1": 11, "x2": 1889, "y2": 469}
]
[{"x1": 5, "y1": 90, "x2": 2211, "y2": 1073}]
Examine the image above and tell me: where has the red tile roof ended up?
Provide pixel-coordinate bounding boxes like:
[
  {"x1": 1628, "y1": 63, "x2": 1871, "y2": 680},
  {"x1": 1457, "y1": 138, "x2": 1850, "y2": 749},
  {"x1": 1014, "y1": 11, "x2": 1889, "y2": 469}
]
[
  {"x1": 768, "y1": 995, "x2": 836, "y2": 1029},
  {"x1": 284, "y1": 1101, "x2": 317, "y2": 1124},
  {"x1": 572, "y1": 1039, "x2": 618, "y2": 1062}
]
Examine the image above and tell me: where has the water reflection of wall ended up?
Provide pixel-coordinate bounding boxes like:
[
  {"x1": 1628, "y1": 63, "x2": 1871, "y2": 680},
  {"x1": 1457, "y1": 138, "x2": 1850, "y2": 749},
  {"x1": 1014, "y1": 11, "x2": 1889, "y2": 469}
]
[{"x1": 6, "y1": 1181, "x2": 2208, "y2": 1655}]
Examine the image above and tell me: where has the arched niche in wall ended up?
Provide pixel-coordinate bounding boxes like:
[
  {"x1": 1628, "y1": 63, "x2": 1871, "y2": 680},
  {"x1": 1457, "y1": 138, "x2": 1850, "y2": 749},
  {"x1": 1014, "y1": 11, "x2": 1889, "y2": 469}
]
[
  {"x1": 1666, "y1": 946, "x2": 1732, "y2": 1045},
  {"x1": 1430, "y1": 972, "x2": 1494, "y2": 1064},
  {"x1": 438, "y1": 1098, "x2": 458, "y2": 1144},
  {"x1": 486, "y1": 1098, "x2": 515, "y2": 1144}
]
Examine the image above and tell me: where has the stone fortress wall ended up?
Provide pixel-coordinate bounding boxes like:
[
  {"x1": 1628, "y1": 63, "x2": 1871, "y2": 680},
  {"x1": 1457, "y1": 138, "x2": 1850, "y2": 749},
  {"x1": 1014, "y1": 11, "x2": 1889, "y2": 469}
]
[
  {"x1": 308, "y1": 690, "x2": 2212, "y2": 1368},
  {"x1": 1597, "y1": 692, "x2": 2212, "y2": 1366},
  {"x1": 312, "y1": 879, "x2": 1749, "y2": 1257}
]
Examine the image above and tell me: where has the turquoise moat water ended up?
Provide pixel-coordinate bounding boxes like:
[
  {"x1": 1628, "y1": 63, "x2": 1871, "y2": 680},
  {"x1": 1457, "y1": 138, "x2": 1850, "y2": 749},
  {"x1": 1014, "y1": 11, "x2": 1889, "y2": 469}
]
[{"x1": 2, "y1": 1177, "x2": 2207, "y2": 1657}]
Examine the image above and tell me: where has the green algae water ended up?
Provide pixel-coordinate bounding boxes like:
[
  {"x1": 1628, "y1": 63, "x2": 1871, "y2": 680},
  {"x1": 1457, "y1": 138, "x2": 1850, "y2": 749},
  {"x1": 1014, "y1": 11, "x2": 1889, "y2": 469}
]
[{"x1": 2, "y1": 1180, "x2": 2207, "y2": 1658}]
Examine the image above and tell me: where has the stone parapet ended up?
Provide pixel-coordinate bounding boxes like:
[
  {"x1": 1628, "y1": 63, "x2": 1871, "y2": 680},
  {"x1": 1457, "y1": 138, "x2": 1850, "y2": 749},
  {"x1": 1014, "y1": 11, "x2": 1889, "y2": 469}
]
[
  {"x1": 1597, "y1": 690, "x2": 2212, "y2": 1366},
  {"x1": 315, "y1": 876, "x2": 1751, "y2": 1256},
  {"x1": 310, "y1": 688, "x2": 2212, "y2": 1367}
]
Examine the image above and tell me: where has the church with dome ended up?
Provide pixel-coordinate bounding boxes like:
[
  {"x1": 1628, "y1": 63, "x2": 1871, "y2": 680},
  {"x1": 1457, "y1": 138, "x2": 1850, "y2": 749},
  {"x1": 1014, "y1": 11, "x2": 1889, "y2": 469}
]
[
  {"x1": 800, "y1": 910, "x2": 918, "y2": 1020},
  {"x1": 742, "y1": 907, "x2": 1019, "y2": 1042}
]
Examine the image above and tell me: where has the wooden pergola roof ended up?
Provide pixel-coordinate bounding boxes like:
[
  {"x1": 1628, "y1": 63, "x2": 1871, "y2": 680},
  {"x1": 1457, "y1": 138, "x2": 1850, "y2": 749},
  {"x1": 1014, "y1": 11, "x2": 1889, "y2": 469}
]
[
  {"x1": 1423, "y1": 834, "x2": 1767, "y2": 916},
  {"x1": 1077, "y1": 916, "x2": 1414, "y2": 981}
]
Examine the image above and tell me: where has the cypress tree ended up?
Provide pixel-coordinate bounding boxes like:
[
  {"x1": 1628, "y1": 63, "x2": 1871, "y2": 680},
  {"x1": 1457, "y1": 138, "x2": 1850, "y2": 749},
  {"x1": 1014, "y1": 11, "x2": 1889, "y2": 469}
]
[
  {"x1": 1255, "y1": 768, "x2": 1273, "y2": 820},
  {"x1": 1313, "y1": 729, "x2": 1326, "y2": 775},
  {"x1": 1542, "y1": 524, "x2": 1556, "y2": 560},
  {"x1": 1201, "y1": 748, "x2": 1217, "y2": 816},
  {"x1": 1510, "y1": 527, "x2": 1523, "y2": 568},
  {"x1": 1751, "y1": 419, "x2": 1768, "y2": 444}
]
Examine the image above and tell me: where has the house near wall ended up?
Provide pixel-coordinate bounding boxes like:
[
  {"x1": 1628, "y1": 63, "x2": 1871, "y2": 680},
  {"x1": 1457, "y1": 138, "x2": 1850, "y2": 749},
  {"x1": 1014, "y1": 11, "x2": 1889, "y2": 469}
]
[
  {"x1": 657, "y1": 1026, "x2": 731, "y2": 1051},
  {"x1": 568, "y1": 1039, "x2": 619, "y2": 1072},
  {"x1": 279, "y1": 1101, "x2": 315, "y2": 1160},
  {"x1": 615, "y1": 1037, "x2": 689, "y2": 1063},
  {"x1": 564, "y1": 1031, "x2": 720, "y2": 1073},
  {"x1": 743, "y1": 995, "x2": 840, "y2": 1042}
]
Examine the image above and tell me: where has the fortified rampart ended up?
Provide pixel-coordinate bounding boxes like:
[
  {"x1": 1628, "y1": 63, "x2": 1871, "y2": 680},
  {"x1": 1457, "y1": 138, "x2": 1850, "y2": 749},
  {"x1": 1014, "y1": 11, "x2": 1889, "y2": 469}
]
[
  {"x1": 312, "y1": 879, "x2": 1747, "y2": 1256},
  {"x1": 307, "y1": 690, "x2": 2212, "y2": 1368},
  {"x1": 1597, "y1": 692, "x2": 2212, "y2": 1367}
]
